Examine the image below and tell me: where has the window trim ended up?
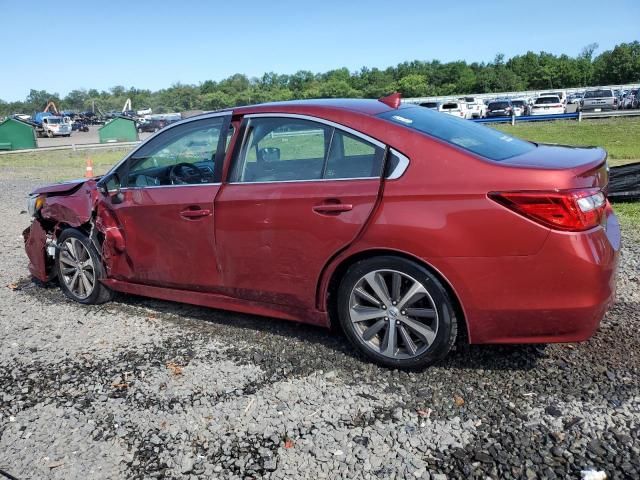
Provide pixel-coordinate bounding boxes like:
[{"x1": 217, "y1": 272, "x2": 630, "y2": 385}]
[
  {"x1": 386, "y1": 149, "x2": 410, "y2": 180},
  {"x1": 228, "y1": 113, "x2": 387, "y2": 185}
]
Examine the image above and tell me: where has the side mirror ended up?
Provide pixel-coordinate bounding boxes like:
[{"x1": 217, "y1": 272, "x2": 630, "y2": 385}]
[
  {"x1": 257, "y1": 147, "x2": 280, "y2": 163},
  {"x1": 98, "y1": 173, "x2": 124, "y2": 204}
]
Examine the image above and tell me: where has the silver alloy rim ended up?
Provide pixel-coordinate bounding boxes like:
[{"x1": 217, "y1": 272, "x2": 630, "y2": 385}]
[
  {"x1": 348, "y1": 269, "x2": 439, "y2": 360},
  {"x1": 59, "y1": 238, "x2": 96, "y2": 299}
]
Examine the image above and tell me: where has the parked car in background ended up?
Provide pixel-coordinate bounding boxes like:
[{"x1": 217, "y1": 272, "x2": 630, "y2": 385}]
[
  {"x1": 540, "y1": 91, "x2": 567, "y2": 105},
  {"x1": 419, "y1": 101, "x2": 441, "y2": 110},
  {"x1": 567, "y1": 92, "x2": 583, "y2": 104},
  {"x1": 72, "y1": 119, "x2": 90, "y2": 132},
  {"x1": 438, "y1": 101, "x2": 471, "y2": 119},
  {"x1": 486, "y1": 100, "x2": 514, "y2": 117},
  {"x1": 530, "y1": 96, "x2": 565, "y2": 115},
  {"x1": 460, "y1": 97, "x2": 487, "y2": 118},
  {"x1": 623, "y1": 89, "x2": 638, "y2": 109},
  {"x1": 22, "y1": 95, "x2": 620, "y2": 369},
  {"x1": 580, "y1": 89, "x2": 617, "y2": 111},
  {"x1": 136, "y1": 118, "x2": 177, "y2": 133},
  {"x1": 510, "y1": 99, "x2": 528, "y2": 116}
]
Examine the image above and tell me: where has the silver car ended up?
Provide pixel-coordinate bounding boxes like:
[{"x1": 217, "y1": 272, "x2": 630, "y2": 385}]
[{"x1": 580, "y1": 89, "x2": 617, "y2": 111}]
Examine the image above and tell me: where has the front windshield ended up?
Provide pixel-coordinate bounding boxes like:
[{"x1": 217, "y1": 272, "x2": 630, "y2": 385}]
[
  {"x1": 47, "y1": 117, "x2": 62, "y2": 124},
  {"x1": 377, "y1": 107, "x2": 535, "y2": 161}
]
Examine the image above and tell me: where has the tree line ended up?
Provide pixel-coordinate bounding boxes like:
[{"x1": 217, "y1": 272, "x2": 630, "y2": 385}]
[{"x1": 1, "y1": 41, "x2": 638, "y2": 116}]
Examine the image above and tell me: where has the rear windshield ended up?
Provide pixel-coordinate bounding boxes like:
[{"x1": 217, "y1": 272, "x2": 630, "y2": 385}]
[
  {"x1": 419, "y1": 102, "x2": 439, "y2": 108},
  {"x1": 584, "y1": 90, "x2": 613, "y2": 98},
  {"x1": 441, "y1": 103, "x2": 460, "y2": 110},
  {"x1": 535, "y1": 97, "x2": 560, "y2": 104},
  {"x1": 511, "y1": 100, "x2": 526, "y2": 106},
  {"x1": 377, "y1": 107, "x2": 535, "y2": 161},
  {"x1": 489, "y1": 101, "x2": 509, "y2": 109}
]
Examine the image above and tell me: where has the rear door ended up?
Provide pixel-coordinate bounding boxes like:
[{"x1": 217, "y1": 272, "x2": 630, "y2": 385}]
[{"x1": 214, "y1": 114, "x2": 385, "y2": 311}]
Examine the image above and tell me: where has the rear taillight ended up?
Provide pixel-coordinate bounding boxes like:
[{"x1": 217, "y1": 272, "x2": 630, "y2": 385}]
[{"x1": 488, "y1": 188, "x2": 607, "y2": 231}]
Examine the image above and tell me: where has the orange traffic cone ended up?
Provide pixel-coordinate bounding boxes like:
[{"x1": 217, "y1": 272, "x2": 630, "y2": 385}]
[{"x1": 85, "y1": 157, "x2": 94, "y2": 178}]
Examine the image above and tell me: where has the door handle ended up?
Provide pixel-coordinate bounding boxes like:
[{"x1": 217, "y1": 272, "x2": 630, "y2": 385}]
[
  {"x1": 312, "y1": 203, "x2": 353, "y2": 214},
  {"x1": 180, "y1": 209, "x2": 211, "y2": 219}
]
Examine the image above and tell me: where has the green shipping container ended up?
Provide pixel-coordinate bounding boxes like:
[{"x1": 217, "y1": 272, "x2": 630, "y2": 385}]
[
  {"x1": 98, "y1": 116, "x2": 138, "y2": 143},
  {"x1": 0, "y1": 118, "x2": 37, "y2": 150}
]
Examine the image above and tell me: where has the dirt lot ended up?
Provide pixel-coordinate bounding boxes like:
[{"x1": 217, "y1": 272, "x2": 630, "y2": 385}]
[{"x1": 0, "y1": 168, "x2": 638, "y2": 479}]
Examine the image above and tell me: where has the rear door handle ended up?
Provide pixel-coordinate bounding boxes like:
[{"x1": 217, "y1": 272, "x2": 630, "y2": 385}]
[
  {"x1": 180, "y1": 209, "x2": 211, "y2": 219},
  {"x1": 312, "y1": 203, "x2": 353, "y2": 214}
]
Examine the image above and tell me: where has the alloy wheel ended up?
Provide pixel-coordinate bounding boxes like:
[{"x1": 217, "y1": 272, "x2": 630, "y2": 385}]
[
  {"x1": 348, "y1": 269, "x2": 439, "y2": 360},
  {"x1": 59, "y1": 237, "x2": 96, "y2": 299}
]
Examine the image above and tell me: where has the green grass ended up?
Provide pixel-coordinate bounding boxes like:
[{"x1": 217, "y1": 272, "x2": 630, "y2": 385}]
[
  {"x1": 0, "y1": 148, "x2": 132, "y2": 181},
  {"x1": 614, "y1": 202, "x2": 640, "y2": 228},
  {"x1": 495, "y1": 117, "x2": 640, "y2": 166}
]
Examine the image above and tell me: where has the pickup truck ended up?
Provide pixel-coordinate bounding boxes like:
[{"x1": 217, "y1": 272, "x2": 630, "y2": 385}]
[
  {"x1": 580, "y1": 89, "x2": 617, "y2": 112},
  {"x1": 32, "y1": 112, "x2": 72, "y2": 137}
]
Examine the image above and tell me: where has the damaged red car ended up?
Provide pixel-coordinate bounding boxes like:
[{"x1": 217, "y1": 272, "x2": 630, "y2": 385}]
[{"x1": 23, "y1": 95, "x2": 620, "y2": 369}]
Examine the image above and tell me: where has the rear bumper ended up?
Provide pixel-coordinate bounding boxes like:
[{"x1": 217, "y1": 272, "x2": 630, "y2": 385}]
[
  {"x1": 432, "y1": 210, "x2": 620, "y2": 344},
  {"x1": 530, "y1": 108, "x2": 564, "y2": 115},
  {"x1": 581, "y1": 104, "x2": 616, "y2": 111}
]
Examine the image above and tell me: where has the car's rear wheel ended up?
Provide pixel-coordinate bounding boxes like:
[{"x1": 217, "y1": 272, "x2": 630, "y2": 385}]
[
  {"x1": 55, "y1": 228, "x2": 113, "y2": 304},
  {"x1": 337, "y1": 256, "x2": 457, "y2": 369}
]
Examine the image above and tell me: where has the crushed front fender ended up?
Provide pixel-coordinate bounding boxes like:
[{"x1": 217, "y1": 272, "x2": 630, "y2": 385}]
[{"x1": 23, "y1": 221, "x2": 49, "y2": 282}]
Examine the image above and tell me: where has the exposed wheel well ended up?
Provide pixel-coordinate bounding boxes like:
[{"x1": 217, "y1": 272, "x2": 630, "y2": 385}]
[{"x1": 325, "y1": 249, "x2": 468, "y2": 343}]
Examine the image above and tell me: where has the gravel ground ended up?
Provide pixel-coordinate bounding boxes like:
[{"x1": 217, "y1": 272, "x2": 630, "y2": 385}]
[{"x1": 0, "y1": 172, "x2": 638, "y2": 480}]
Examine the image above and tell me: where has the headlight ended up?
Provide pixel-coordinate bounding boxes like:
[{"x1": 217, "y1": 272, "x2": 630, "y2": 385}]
[{"x1": 27, "y1": 195, "x2": 45, "y2": 217}]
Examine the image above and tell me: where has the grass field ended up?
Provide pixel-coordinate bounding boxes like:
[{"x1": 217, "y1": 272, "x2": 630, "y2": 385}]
[
  {"x1": 495, "y1": 117, "x2": 640, "y2": 165},
  {"x1": 0, "y1": 148, "x2": 129, "y2": 181},
  {"x1": 614, "y1": 202, "x2": 640, "y2": 228}
]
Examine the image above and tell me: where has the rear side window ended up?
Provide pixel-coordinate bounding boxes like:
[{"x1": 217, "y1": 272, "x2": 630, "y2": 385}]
[
  {"x1": 325, "y1": 130, "x2": 384, "y2": 179},
  {"x1": 377, "y1": 107, "x2": 535, "y2": 161},
  {"x1": 535, "y1": 97, "x2": 560, "y2": 104},
  {"x1": 489, "y1": 101, "x2": 509, "y2": 109},
  {"x1": 231, "y1": 117, "x2": 384, "y2": 182},
  {"x1": 584, "y1": 90, "x2": 613, "y2": 98},
  {"x1": 233, "y1": 118, "x2": 329, "y2": 182}
]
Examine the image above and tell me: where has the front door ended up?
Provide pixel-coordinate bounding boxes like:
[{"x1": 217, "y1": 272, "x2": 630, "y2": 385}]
[
  {"x1": 104, "y1": 114, "x2": 231, "y2": 291},
  {"x1": 215, "y1": 114, "x2": 385, "y2": 312}
]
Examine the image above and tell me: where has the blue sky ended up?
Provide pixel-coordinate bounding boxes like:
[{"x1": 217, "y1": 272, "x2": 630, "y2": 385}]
[{"x1": 1, "y1": 0, "x2": 638, "y2": 101}]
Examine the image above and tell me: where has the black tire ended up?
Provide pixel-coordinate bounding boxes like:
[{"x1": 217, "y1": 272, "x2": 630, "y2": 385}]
[
  {"x1": 337, "y1": 256, "x2": 457, "y2": 369},
  {"x1": 55, "y1": 228, "x2": 113, "y2": 304}
]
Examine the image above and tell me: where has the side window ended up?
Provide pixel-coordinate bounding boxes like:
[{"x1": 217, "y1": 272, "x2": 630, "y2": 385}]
[
  {"x1": 324, "y1": 130, "x2": 384, "y2": 179},
  {"x1": 125, "y1": 116, "x2": 227, "y2": 187},
  {"x1": 233, "y1": 118, "x2": 330, "y2": 183}
]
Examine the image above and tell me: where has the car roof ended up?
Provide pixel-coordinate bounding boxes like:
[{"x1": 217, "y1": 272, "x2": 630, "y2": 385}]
[{"x1": 231, "y1": 98, "x2": 399, "y2": 117}]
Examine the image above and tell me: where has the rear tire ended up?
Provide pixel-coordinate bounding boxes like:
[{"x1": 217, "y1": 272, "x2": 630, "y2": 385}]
[
  {"x1": 337, "y1": 256, "x2": 457, "y2": 369},
  {"x1": 55, "y1": 228, "x2": 113, "y2": 304}
]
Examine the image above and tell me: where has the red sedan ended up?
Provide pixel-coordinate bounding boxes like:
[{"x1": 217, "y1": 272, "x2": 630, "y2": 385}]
[{"x1": 23, "y1": 94, "x2": 620, "y2": 369}]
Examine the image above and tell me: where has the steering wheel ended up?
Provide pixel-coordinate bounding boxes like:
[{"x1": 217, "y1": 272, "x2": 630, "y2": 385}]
[{"x1": 169, "y1": 162, "x2": 202, "y2": 185}]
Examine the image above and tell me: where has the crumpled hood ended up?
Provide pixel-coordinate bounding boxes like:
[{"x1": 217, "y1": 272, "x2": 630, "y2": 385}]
[{"x1": 31, "y1": 178, "x2": 91, "y2": 196}]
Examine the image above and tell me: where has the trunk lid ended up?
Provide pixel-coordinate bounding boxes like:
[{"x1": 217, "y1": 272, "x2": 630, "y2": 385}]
[{"x1": 501, "y1": 144, "x2": 608, "y2": 189}]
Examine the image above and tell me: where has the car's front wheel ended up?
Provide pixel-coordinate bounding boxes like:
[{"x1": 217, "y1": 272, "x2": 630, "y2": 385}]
[
  {"x1": 337, "y1": 256, "x2": 457, "y2": 369},
  {"x1": 55, "y1": 228, "x2": 113, "y2": 304}
]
